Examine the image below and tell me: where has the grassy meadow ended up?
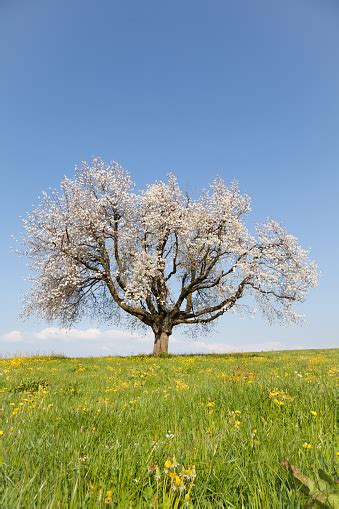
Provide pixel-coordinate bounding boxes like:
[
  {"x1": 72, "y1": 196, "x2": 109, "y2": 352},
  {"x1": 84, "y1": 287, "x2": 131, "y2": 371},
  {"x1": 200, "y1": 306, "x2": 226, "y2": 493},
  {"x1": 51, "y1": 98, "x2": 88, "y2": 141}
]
[{"x1": 0, "y1": 349, "x2": 338, "y2": 508}]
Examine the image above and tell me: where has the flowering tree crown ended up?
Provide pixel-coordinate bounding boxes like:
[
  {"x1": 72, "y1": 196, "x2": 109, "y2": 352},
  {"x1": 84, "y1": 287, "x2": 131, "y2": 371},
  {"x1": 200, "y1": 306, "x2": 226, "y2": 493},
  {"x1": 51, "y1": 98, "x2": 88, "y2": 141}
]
[{"x1": 22, "y1": 158, "x2": 318, "y2": 354}]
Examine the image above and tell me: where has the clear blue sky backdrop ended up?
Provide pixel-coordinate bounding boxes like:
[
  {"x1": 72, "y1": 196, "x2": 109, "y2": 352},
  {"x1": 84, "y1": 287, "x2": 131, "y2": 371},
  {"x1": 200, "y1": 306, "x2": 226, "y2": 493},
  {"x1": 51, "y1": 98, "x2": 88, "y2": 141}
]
[{"x1": 1, "y1": 0, "x2": 338, "y2": 355}]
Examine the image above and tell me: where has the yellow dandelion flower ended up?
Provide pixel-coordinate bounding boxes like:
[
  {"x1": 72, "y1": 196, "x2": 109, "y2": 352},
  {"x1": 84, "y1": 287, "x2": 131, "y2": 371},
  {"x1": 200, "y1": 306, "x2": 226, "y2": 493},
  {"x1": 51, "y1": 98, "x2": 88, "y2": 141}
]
[
  {"x1": 310, "y1": 410, "x2": 317, "y2": 416},
  {"x1": 0, "y1": 431, "x2": 4, "y2": 437},
  {"x1": 164, "y1": 458, "x2": 172, "y2": 469},
  {"x1": 269, "y1": 388, "x2": 293, "y2": 406},
  {"x1": 175, "y1": 380, "x2": 189, "y2": 391},
  {"x1": 104, "y1": 489, "x2": 113, "y2": 504},
  {"x1": 207, "y1": 401, "x2": 215, "y2": 407},
  {"x1": 174, "y1": 474, "x2": 182, "y2": 485},
  {"x1": 303, "y1": 442, "x2": 313, "y2": 449}
]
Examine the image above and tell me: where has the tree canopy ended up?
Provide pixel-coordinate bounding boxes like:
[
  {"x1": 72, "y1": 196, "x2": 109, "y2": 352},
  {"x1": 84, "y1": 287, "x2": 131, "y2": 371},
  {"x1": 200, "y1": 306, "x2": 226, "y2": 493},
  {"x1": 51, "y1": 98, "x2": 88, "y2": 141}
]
[{"x1": 22, "y1": 158, "x2": 318, "y2": 354}]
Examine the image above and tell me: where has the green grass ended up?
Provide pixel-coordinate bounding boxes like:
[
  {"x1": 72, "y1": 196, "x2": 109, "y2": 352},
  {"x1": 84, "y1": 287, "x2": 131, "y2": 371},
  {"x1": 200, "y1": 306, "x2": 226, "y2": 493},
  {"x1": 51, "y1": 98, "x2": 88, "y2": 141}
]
[{"x1": 0, "y1": 349, "x2": 337, "y2": 508}]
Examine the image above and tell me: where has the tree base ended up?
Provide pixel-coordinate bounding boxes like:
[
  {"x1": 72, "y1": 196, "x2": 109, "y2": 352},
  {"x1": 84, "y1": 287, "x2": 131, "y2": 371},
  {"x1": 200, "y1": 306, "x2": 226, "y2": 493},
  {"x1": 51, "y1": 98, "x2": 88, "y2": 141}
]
[{"x1": 153, "y1": 332, "x2": 170, "y2": 356}]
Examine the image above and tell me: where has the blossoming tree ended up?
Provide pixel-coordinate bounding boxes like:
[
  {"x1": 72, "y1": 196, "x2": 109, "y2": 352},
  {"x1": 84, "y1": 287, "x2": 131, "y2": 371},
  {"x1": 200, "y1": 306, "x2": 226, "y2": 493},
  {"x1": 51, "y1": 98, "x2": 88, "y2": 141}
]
[{"x1": 22, "y1": 158, "x2": 318, "y2": 355}]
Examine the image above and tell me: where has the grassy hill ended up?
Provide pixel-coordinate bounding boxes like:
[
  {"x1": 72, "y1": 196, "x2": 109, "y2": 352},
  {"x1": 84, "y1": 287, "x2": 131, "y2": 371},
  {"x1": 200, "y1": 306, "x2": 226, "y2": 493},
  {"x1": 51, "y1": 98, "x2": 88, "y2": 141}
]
[{"x1": 1, "y1": 349, "x2": 337, "y2": 508}]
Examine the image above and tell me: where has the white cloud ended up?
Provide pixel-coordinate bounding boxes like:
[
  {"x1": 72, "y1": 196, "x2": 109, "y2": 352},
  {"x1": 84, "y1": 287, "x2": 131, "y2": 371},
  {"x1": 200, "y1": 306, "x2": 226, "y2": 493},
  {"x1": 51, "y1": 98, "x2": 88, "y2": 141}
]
[
  {"x1": 2, "y1": 327, "x2": 152, "y2": 342},
  {"x1": 0, "y1": 327, "x2": 153, "y2": 355},
  {"x1": 34, "y1": 327, "x2": 106, "y2": 341},
  {"x1": 170, "y1": 339, "x2": 284, "y2": 354},
  {"x1": 0, "y1": 327, "x2": 288, "y2": 356},
  {"x1": 1, "y1": 330, "x2": 24, "y2": 343}
]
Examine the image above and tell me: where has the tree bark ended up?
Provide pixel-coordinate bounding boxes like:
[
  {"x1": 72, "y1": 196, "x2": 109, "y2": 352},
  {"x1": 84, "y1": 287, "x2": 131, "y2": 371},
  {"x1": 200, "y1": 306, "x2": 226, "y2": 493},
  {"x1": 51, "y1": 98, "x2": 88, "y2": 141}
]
[{"x1": 153, "y1": 331, "x2": 170, "y2": 356}]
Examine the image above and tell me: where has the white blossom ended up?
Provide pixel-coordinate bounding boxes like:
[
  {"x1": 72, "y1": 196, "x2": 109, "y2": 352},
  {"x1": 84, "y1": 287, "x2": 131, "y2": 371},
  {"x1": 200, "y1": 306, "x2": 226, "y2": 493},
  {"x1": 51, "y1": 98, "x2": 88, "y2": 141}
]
[{"x1": 20, "y1": 158, "x2": 318, "y2": 354}]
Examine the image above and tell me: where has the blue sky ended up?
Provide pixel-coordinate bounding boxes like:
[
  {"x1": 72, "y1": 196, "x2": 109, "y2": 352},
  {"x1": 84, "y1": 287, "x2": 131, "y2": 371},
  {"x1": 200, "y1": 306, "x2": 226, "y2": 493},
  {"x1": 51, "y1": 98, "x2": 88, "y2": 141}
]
[{"x1": 1, "y1": 0, "x2": 338, "y2": 356}]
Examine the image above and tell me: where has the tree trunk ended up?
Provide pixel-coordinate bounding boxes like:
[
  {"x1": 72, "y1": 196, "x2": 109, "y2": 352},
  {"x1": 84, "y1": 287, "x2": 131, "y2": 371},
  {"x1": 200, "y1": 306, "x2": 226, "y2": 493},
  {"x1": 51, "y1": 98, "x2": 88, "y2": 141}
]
[{"x1": 153, "y1": 331, "x2": 170, "y2": 356}]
